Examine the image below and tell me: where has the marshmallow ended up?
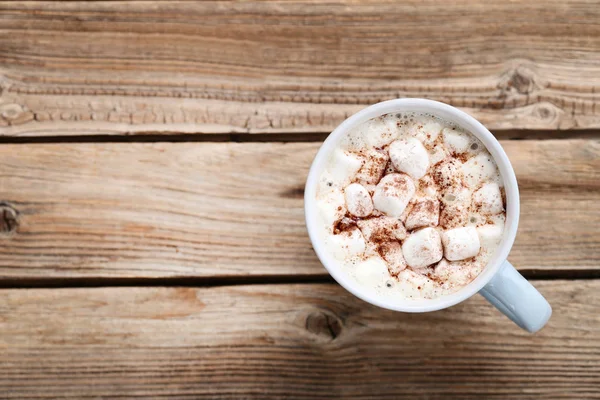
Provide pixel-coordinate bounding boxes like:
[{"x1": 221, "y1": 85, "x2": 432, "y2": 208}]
[
  {"x1": 328, "y1": 227, "x2": 366, "y2": 260},
  {"x1": 439, "y1": 187, "x2": 471, "y2": 229},
  {"x1": 317, "y1": 189, "x2": 345, "y2": 228},
  {"x1": 477, "y1": 223, "x2": 504, "y2": 251},
  {"x1": 473, "y1": 183, "x2": 504, "y2": 215},
  {"x1": 432, "y1": 258, "x2": 452, "y2": 281},
  {"x1": 372, "y1": 173, "x2": 416, "y2": 217},
  {"x1": 442, "y1": 226, "x2": 480, "y2": 261},
  {"x1": 443, "y1": 128, "x2": 471, "y2": 154},
  {"x1": 378, "y1": 241, "x2": 407, "y2": 275},
  {"x1": 429, "y1": 143, "x2": 449, "y2": 165},
  {"x1": 417, "y1": 174, "x2": 439, "y2": 198},
  {"x1": 355, "y1": 149, "x2": 388, "y2": 185},
  {"x1": 421, "y1": 121, "x2": 443, "y2": 144},
  {"x1": 409, "y1": 262, "x2": 435, "y2": 276},
  {"x1": 344, "y1": 183, "x2": 373, "y2": 217},
  {"x1": 354, "y1": 256, "x2": 391, "y2": 288},
  {"x1": 410, "y1": 119, "x2": 443, "y2": 146},
  {"x1": 347, "y1": 117, "x2": 397, "y2": 149},
  {"x1": 433, "y1": 158, "x2": 465, "y2": 189},
  {"x1": 327, "y1": 149, "x2": 363, "y2": 186},
  {"x1": 406, "y1": 199, "x2": 440, "y2": 230},
  {"x1": 389, "y1": 138, "x2": 430, "y2": 180},
  {"x1": 432, "y1": 259, "x2": 474, "y2": 288},
  {"x1": 397, "y1": 268, "x2": 436, "y2": 295},
  {"x1": 402, "y1": 227, "x2": 443, "y2": 268},
  {"x1": 462, "y1": 152, "x2": 498, "y2": 188},
  {"x1": 357, "y1": 216, "x2": 407, "y2": 241}
]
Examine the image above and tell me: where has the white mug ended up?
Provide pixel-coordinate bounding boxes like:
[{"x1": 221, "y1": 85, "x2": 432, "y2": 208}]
[{"x1": 304, "y1": 99, "x2": 552, "y2": 333}]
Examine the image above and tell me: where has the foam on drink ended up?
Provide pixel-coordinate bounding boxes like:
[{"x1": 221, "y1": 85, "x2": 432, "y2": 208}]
[{"x1": 315, "y1": 112, "x2": 506, "y2": 300}]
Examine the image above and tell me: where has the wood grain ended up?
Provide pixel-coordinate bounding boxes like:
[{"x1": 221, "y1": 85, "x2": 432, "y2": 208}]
[
  {"x1": 1, "y1": 1, "x2": 600, "y2": 136},
  {"x1": 0, "y1": 281, "x2": 598, "y2": 399},
  {"x1": 0, "y1": 139, "x2": 597, "y2": 279}
]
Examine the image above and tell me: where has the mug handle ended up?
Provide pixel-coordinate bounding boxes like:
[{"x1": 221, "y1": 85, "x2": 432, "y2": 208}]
[{"x1": 479, "y1": 261, "x2": 552, "y2": 333}]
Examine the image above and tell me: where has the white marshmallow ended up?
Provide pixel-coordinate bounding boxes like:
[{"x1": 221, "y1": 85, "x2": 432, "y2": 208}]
[
  {"x1": 402, "y1": 227, "x2": 443, "y2": 268},
  {"x1": 344, "y1": 183, "x2": 373, "y2": 217},
  {"x1": 439, "y1": 187, "x2": 471, "y2": 229},
  {"x1": 328, "y1": 228, "x2": 366, "y2": 260},
  {"x1": 477, "y1": 224, "x2": 504, "y2": 251},
  {"x1": 354, "y1": 256, "x2": 391, "y2": 288},
  {"x1": 473, "y1": 183, "x2": 504, "y2": 215},
  {"x1": 397, "y1": 268, "x2": 436, "y2": 296},
  {"x1": 410, "y1": 119, "x2": 443, "y2": 146},
  {"x1": 432, "y1": 259, "x2": 474, "y2": 288},
  {"x1": 327, "y1": 149, "x2": 363, "y2": 186},
  {"x1": 389, "y1": 138, "x2": 430, "y2": 180},
  {"x1": 429, "y1": 143, "x2": 449, "y2": 165},
  {"x1": 432, "y1": 258, "x2": 452, "y2": 281},
  {"x1": 347, "y1": 117, "x2": 397, "y2": 149},
  {"x1": 409, "y1": 265, "x2": 434, "y2": 276},
  {"x1": 462, "y1": 152, "x2": 498, "y2": 188},
  {"x1": 417, "y1": 174, "x2": 439, "y2": 198},
  {"x1": 442, "y1": 226, "x2": 480, "y2": 261},
  {"x1": 443, "y1": 128, "x2": 471, "y2": 154},
  {"x1": 355, "y1": 149, "x2": 388, "y2": 185},
  {"x1": 372, "y1": 173, "x2": 416, "y2": 217},
  {"x1": 378, "y1": 241, "x2": 407, "y2": 275},
  {"x1": 421, "y1": 121, "x2": 443, "y2": 144},
  {"x1": 357, "y1": 216, "x2": 407, "y2": 241},
  {"x1": 317, "y1": 189, "x2": 345, "y2": 228},
  {"x1": 405, "y1": 199, "x2": 440, "y2": 230},
  {"x1": 433, "y1": 158, "x2": 465, "y2": 188}
]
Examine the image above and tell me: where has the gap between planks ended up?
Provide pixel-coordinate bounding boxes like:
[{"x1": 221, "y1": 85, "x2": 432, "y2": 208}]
[
  {"x1": 0, "y1": 268, "x2": 599, "y2": 290},
  {"x1": 0, "y1": 129, "x2": 600, "y2": 144}
]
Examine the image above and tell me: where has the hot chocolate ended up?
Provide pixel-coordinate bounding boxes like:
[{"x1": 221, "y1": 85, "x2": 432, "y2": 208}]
[{"x1": 315, "y1": 112, "x2": 506, "y2": 300}]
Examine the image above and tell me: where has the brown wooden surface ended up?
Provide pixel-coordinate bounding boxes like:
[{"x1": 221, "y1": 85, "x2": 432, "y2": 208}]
[
  {"x1": 0, "y1": 1, "x2": 599, "y2": 399},
  {"x1": 1, "y1": 1, "x2": 600, "y2": 136},
  {"x1": 0, "y1": 139, "x2": 597, "y2": 279},
  {"x1": 1, "y1": 282, "x2": 599, "y2": 399}
]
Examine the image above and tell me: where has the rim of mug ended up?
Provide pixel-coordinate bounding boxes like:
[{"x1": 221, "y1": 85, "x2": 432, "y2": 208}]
[{"x1": 304, "y1": 98, "x2": 520, "y2": 313}]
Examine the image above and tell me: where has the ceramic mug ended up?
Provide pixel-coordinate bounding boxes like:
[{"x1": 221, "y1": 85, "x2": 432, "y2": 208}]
[{"x1": 304, "y1": 99, "x2": 552, "y2": 333}]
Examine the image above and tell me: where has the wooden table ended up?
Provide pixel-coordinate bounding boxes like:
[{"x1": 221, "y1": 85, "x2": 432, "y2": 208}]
[{"x1": 0, "y1": 2, "x2": 599, "y2": 398}]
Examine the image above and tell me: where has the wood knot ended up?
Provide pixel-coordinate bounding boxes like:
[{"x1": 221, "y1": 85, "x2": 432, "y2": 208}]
[
  {"x1": 534, "y1": 104, "x2": 553, "y2": 120},
  {"x1": 538, "y1": 108, "x2": 550, "y2": 119},
  {"x1": 0, "y1": 104, "x2": 24, "y2": 120},
  {"x1": 0, "y1": 203, "x2": 18, "y2": 236},
  {"x1": 305, "y1": 310, "x2": 342, "y2": 340},
  {"x1": 498, "y1": 65, "x2": 538, "y2": 95},
  {"x1": 0, "y1": 104, "x2": 33, "y2": 126},
  {"x1": 530, "y1": 102, "x2": 560, "y2": 124}
]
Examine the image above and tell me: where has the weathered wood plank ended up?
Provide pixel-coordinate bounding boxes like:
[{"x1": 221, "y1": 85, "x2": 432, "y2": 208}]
[
  {"x1": 1, "y1": 1, "x2": 600, "y2": 135},
  {"x1": 0, "y1": 281, "x2": 598, "y2": 399},
  {"x1": 0, "y1": 140, "x2": 597, "y2": 279}
]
